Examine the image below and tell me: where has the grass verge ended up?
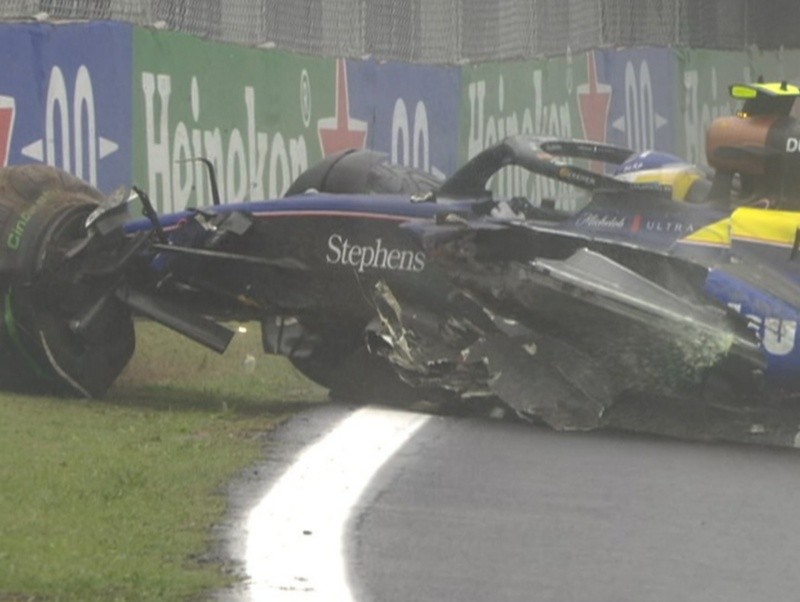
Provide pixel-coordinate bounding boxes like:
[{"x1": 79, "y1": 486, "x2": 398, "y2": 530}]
[{"x1": 0, "y1": 321, "x2": 327, "y2": 602}]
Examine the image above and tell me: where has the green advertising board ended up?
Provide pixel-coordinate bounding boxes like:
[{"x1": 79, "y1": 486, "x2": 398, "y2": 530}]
[
  {"x1": 133, "y1": 29, "x2": 335, "y2": 212},
  {"x1": 459, "y1": 54, "x2": 589, "y2": 210},
  {"x1": 132, "y1": 27, "x2": 800, "y2": 213}
]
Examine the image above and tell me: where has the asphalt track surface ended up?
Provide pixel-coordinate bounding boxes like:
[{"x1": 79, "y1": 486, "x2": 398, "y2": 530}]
[{"x1": 222, "y1": 403, "x2": 800, "y2": 602}]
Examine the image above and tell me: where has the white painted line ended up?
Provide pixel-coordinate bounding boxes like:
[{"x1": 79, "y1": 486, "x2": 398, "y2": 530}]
[{"x1": 244, "y1": 406, "x2": 430, "y2": 601}]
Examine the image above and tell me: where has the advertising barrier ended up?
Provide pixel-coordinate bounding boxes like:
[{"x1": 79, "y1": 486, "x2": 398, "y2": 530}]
[
  {"x1": 1, "y1": 21, "x2": 799, "y2": 209},
  {"x1": 133, "y1": 29, "x2": 335, "y2": 211},
  {"x1": 345, "y1": 58, "x2": 460, "y2": 179},
  {"x1": 133, "y1": 30, "x2": 460, "y2": 211},
  {"x1": 459, "y1": 55, "x2": 586, "y2": 208},
  {"x1": 596, "y1": 47, "x2": 677, "y2": 156},
  {"x1": 0, "y1": 22, "x2": 132, "y2": 192}
]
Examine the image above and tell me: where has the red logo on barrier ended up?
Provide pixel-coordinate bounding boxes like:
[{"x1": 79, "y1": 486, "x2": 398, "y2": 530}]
[
  {"x1": 577, "y1": 51, "x2": 611, "y2": 172},
  {"x1": 318, "y1": 59, "x2": 367, "y2": 156},
  {"x1": 0, "y1": 95, "x2": 15, "y2": 167},
  {"x1": 577, "y1": 51, "x2": 611, "y2": 144}
]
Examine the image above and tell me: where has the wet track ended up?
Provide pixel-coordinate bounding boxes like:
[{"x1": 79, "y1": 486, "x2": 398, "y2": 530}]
[{"x1": 220, "y1": 403, "x2": 800, "y2": 601}]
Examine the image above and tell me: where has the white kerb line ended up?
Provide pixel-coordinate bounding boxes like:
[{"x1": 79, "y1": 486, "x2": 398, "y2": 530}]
[{"x1": 245, "y1": 406, "x2": 430, "y2": 601}]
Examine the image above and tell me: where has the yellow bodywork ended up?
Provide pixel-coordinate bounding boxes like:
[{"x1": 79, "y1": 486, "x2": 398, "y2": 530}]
[
  {"x1": 730, "y1": 207, "x2": 800, "y2": 247},
  {"x1": 683, "y1": 207, "x2": 800, "y2": 248},
  {"x1": 730, "y1": 81, "x2": 800, "y2": 98}
]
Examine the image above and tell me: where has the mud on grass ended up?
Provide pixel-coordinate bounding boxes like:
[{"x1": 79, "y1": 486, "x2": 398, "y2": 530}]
[{"x1": 0, "y1": 321, "x2": 327, "y2": 602}]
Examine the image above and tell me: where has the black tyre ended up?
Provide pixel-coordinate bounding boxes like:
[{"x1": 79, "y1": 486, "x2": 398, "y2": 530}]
[
  {"x1": 282, "y1": 151, "x2": 442, "y2": 402},
  {"x1": 0, "y1": 165, "x2": 135, "y2": 397},
  {"x1": 281, "y1": 322, "x2": 425, "y2": 404}
]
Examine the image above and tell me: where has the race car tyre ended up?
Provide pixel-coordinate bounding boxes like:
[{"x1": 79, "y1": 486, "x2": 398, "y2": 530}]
[
  {"x1": 261, "y1": 314, "x2": 420, "y2": 403},
  {"x1": 284, "y1": 151, "x2": 442, "y2": 403},
  {"x1": 0, "y1": 165, "x2": 135, "y2": 397},
  {"x1": 292, "y1": 339, "x2": 425, "y2": 404}
]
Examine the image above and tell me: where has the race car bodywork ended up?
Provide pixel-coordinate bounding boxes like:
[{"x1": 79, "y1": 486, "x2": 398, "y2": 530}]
[{"x1": 2, "y1": 80, "x2": 800, "y2": 436}]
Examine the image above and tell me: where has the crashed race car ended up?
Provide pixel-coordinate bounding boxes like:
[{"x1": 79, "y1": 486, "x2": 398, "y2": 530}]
[{"x1": 2, "y1": 80, "x2": 800, "y2": 437}]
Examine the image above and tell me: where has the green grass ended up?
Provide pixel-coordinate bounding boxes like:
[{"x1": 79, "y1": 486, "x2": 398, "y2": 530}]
[{"x1": 0, "y1": 321, "x2": 327, "y2": 602}]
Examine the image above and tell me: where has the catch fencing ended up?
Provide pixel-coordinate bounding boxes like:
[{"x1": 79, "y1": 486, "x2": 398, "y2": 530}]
[{"x1": 1, "y1": 0, "x2": 797, "y2": 63}]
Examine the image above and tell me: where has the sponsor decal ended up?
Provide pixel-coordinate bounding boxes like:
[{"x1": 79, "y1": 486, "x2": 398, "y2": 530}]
[
  {"x1": 617, "y1": 159, "x2": 646, "y2": 174},
  {"x1": 326, "y1": 234, "x2": 425, "y2": 273},
  {"x1": 575, "y1": 212, "x2": 626, "y2": 229},
  {"x1": 558, "y1": 166, "x2": 596, "y2": 187},
  {"x1": 583, "y1": 214, "x2": 696, "y2": 235},
  {"x1": 729, "y1": 303, "x2": 796, "y2": 356},
  {"x1": 7, "y1": 192, "x2": 54, "y2": 250},
  {"x1": 644, "y1": 220, "x2": 695, "y2": 234}
]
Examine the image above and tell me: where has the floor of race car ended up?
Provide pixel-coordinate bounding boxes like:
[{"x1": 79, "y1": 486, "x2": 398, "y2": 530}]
[
  {"x1": 599, "y1": 394, "x2": 800, "y2": 448},
  {"x1": 398, "y1": 393, "x2": 800, "y2": 449}
]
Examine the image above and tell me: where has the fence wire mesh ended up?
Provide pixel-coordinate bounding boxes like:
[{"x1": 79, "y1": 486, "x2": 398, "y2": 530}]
[{"x1": 1, "y1": 0, "x2": 797, "y2": 63}]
